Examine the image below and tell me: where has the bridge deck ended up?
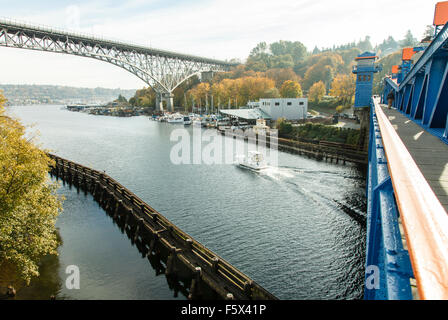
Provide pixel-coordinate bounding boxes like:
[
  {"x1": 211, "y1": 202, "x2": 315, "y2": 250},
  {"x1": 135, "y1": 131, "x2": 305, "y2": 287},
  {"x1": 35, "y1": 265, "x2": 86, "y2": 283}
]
[{"x1": 381, "y1": 104, "x2": 448, "y2": 212}]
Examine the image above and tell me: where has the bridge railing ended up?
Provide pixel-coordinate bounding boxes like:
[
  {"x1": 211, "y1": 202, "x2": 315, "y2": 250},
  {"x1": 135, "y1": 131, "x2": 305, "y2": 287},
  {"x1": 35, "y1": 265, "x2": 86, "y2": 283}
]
[{"x1": 366, "y1": 98, "x2": 448, "y2": 300}]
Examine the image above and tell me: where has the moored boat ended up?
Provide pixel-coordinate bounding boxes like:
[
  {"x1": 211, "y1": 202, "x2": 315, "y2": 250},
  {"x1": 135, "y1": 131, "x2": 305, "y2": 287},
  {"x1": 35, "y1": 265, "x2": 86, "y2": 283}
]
[{"x1": 183, "y1": 116, "x2": 192, "y2": 125}]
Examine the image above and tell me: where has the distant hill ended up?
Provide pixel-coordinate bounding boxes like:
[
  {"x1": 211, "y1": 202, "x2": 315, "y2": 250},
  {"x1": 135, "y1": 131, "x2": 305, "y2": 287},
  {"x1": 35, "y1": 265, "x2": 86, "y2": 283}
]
[{"x1": 0, "y1": 84, "x2": 136, "y2": 106}]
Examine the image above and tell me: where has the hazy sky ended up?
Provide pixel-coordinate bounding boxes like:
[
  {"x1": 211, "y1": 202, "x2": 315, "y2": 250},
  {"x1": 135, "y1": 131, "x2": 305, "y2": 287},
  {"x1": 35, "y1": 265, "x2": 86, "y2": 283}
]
[{"x1": 0, "y1": 0, "x2": 441, "y2": 89}]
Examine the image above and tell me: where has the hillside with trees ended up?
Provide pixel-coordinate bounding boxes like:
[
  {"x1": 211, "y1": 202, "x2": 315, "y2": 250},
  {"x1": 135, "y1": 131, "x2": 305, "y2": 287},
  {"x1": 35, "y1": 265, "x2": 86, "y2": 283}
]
[{"x1": 126, "y1": 27, "x2": 430, "y2": 114}]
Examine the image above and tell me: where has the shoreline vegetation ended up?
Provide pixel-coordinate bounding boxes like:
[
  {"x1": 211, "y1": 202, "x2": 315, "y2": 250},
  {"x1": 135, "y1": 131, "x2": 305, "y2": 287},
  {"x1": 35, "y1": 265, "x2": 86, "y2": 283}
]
[{"x1": 0, "y1": 92, "x2": 63, "y2": 299}]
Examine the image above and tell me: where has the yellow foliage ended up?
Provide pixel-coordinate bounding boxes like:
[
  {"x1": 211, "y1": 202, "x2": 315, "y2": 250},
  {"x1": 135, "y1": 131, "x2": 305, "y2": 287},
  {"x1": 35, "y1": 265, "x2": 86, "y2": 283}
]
[
  {"x1": 280, "y1": 80, "x2": 302, "y2": 98},
  {"x1": 336, "y1": 105, "x2": 344, "y2": 113},
  {"x1": 309, "y1": 81, "x2": 326, "y2": 103},
  {"x1": 189, "y1": 76, "x2": 275, "y2": 108},
  {"x1": 330, "y1": 74, "x2": 356, "y2": 106},
  {"x1": 0, "y1": 94, "x2": 63, "y2": 283}
]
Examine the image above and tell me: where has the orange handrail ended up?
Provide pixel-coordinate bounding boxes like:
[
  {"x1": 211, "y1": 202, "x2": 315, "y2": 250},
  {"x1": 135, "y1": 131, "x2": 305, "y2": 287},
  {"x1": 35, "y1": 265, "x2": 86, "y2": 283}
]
[{"x1": 374, "y1": 99, "x2": 448, "y2": 300}]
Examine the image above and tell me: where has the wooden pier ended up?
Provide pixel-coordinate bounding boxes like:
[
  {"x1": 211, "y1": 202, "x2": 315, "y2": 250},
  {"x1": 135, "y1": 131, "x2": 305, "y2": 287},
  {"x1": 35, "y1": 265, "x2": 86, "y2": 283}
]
[{"x1": 48, "y1": 154, "x2": 277, "y2": 300}]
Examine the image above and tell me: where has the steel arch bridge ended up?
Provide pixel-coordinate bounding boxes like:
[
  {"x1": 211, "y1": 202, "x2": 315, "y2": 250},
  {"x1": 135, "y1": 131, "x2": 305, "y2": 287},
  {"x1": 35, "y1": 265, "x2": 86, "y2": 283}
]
[{"x1": 0, "y1": 18, "x2": 235, "y2": 111}]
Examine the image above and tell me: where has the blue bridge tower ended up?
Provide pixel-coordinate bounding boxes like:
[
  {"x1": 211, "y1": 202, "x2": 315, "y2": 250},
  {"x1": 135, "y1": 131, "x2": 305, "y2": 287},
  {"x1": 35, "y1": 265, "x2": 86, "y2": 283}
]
[{"x1": 352, "y1": 52, "x2": 381, "y2": 108}]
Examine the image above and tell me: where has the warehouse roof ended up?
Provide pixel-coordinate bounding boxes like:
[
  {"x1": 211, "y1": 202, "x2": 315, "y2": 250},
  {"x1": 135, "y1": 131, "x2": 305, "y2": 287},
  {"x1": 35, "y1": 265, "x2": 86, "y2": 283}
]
[{"x1": 219, "y1": 108, "x2": 271, "y2": 120}]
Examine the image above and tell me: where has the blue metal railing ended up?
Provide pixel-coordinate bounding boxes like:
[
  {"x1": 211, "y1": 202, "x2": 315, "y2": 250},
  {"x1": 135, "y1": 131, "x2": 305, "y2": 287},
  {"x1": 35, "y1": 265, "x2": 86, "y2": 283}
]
[{"x1": 365, "y1": 98, "x2": 414, "y2": 300}]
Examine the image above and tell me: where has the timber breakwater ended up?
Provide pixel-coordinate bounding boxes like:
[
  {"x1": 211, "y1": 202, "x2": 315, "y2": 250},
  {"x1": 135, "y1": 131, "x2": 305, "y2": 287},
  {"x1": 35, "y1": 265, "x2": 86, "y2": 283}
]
[{"x1": 48, "y1": 154, "x2": 277, "y2": 300}]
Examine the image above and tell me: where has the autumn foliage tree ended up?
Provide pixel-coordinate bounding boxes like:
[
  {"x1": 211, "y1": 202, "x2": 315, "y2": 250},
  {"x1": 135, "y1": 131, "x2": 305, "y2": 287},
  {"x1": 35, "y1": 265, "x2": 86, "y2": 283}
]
[
  {"x1": 308, "y1": 81, "x2": 326, "y2": 104},
  {"x1": 330, "y1": 74, "x2": 356, "y2": 106},
  {"x1": 280, "y1": 80, "x2": 303, "y2": 98},
  {"x1": 189, "y1": 76, "x2": 275, "y2": 108},
  {"x1": 0, "y1": 92, "x2": 63, "y2": 285},
  {"x1": 265, "y1": 68, "x2": 300, "y2": 88}
]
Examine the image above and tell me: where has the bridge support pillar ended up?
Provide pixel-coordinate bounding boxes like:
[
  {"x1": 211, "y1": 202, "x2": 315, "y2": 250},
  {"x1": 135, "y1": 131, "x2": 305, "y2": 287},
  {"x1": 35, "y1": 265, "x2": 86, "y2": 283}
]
[
  {"x1": 155, "y1": 92, "x2": 174, "y2": 112},
  {"x1": 155, "y1": 93, "x2": 163, "y2": 112},
  {"x1": 165, "y1": 93, "x2": 175, "y2": 112}
]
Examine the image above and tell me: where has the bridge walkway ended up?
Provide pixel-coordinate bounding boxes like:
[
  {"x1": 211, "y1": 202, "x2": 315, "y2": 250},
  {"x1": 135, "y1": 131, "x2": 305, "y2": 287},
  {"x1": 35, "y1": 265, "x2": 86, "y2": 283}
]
[{"x1": 381, "y1": 104, "x2": 448, "y2": 212}]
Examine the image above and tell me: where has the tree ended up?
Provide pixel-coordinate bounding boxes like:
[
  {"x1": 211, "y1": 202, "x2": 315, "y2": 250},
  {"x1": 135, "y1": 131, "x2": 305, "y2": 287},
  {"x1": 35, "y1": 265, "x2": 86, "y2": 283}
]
[
  {"x1": 263, "y1": 87, "x2": 281, "y2": 98},
  {"x1": 309, "y1": 81, "x2": 326, "y2": 103},
  {"x1": 299, "y1": 52, "x2": 344, "y2": 90},
  {"x1": 269, "y1": 40, "x2": 307, "y2": 64},
  {"x1": 200, "y1": 76, "x2": 275, "y2": 107},
  {"x1": 330, "y1": 74, "x2": 356, "y2": 106},
  {"x1": 276, "y1": 117, "x2": 293, "y2": 136},
  {"x1": 280, "y1": 80, "x2": 302, "y2": 98},
  {"x1": 401, "y1": 30, "x2": 418, "y2": 47},
  {"x1": 422, "y1": 25, "x2": 435, "y2": 41},
  {"x1": 116, "y1": 94, "x2": 127, "y2": 103},
  {"x1": 375, "y1": 36, "x2": 399, "y2": 57},
  {"x1": 246, "y1": 42, "x2": 271, "y2": 72},
  {"x1": 357, "y1": 36, "x2": 373, "y2": 52},
  {"x1": 265, "y1": 68, "x2": 300, "y2": 88},
  {"x1": 269, "y1": 54, "x2": 294, "y2": 69},
  {"x1": 303, "y1": 64, "x2": 334, "y2": 91},
  {"x1": 0, "y1": 92, "x2": 63, "y2": 285}
]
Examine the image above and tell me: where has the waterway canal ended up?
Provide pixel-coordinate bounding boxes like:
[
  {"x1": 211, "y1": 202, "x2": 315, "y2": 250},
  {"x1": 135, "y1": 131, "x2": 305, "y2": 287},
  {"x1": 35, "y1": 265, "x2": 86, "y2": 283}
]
[{"x1": 8, "y1": 105, "x2": 367, "y2": 300}]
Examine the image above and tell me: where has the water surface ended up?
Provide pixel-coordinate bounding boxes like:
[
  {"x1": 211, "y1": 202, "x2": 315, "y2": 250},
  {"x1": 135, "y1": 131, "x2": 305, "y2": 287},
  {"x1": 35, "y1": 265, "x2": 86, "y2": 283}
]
[{"x1": 8, "y1": 105, "x2": 367, "y2": 300}]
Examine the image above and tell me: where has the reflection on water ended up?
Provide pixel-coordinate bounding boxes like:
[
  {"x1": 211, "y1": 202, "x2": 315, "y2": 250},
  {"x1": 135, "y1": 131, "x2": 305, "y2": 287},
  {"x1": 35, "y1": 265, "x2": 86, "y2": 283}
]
[
  {"x1": 8, "y1": 105, "x2": 367, "y2": 300},
  {"x1": 13, "y1": 254, "x2": 64, "y2": 300}
]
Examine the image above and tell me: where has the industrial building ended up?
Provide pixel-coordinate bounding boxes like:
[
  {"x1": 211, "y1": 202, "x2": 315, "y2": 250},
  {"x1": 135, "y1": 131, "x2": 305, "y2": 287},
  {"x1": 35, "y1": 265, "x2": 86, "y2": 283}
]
[{"x1": 219, "y1": 98, "x2": 308, "y2": 123}]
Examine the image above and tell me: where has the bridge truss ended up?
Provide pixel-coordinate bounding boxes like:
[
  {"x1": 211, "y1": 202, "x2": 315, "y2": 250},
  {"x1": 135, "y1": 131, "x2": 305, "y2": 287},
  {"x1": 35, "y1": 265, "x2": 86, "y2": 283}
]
[
  {"x1": 382, "y1": 22, "x2": 448, "y2": 143},
  {"x1": 0, "y1": 19, "x2": 234, "y2": 111}
]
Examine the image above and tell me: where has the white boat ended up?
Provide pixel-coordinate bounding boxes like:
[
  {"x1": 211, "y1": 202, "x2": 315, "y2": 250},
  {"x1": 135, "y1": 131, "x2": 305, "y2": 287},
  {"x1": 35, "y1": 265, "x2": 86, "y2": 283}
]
[
  {"x1": 183, "y1": 116, "x2": 192, "y2": 125},
  {"x1": 193, "y1": 119, "x2": 202, "y2": 126},
  {"x1": 167, "y1": 115, "x2": 184, "y2": 123},
  {"x1": 236, "y1": 151, "x2": 268, "y2": 171}
]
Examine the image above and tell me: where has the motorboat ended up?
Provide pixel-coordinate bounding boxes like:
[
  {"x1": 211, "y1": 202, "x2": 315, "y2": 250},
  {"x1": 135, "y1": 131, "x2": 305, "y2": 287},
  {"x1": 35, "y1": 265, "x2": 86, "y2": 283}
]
[
  {"x1": 167, "y1": 114, "x2": 184, "y2": 123},
  {"x1": 183, "y1": 116, "x2": 192, "y2": 125},
  {"x1": 236, "y1": 151, "x2": 268, "y2": 171}
]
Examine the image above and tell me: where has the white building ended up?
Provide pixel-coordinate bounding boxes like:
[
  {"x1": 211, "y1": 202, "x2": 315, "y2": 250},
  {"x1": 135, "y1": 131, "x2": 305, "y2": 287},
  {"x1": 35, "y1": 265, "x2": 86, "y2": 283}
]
[{"x1": 259, "y1": 98, "x2": 308, "y2": 121}]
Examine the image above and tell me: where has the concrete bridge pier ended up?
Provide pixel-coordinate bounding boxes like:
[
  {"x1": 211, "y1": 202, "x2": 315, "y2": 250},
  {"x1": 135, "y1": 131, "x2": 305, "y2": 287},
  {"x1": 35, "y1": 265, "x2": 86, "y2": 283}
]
[
  {"x1": 165, "y1": 93, "x2": 175, "y2": 112},
  {"x1": 155, "y1": 92, "x2": 175, "y2": 112},
  {"x1": 156, "y1": 92, "x2": 163, "y2": 112}
]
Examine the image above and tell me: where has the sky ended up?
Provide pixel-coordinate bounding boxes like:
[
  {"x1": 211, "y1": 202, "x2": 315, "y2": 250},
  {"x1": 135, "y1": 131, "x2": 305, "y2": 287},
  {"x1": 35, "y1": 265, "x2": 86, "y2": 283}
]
[{"x1": 0, "y1": 0, "x2": 442, "y2": 89}]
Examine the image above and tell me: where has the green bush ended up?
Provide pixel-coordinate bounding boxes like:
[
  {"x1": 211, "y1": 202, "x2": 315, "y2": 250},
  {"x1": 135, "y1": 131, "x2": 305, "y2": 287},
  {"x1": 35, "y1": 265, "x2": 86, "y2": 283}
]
[
  {"x1": 276, "y1": 118, "x2": 293, "y2": 136},
  {"x1": 285, "y1": 123, "x2": 360, "y2": 145}
]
